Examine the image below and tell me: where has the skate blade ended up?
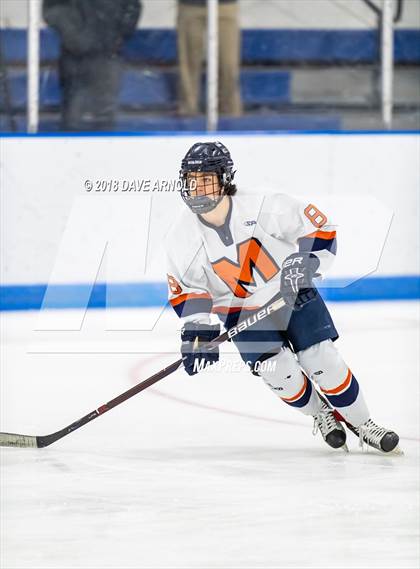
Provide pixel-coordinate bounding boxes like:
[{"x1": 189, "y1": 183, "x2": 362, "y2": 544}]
[
  {"x1": 362, "y1": 444, "x2": 405, "y2": 456},
  {"x1": 386, "y1": 445, "x2": 404, "y2": 456},
  {"x1": 342, "y1": 443, "x2": 349, "y2": 453}
]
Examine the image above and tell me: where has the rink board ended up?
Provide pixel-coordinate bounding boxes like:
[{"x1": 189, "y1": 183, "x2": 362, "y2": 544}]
[
  {"x1": 1, "y1": 275, "x2": 419, "y2": 311},
  {"x1": 0, "y1": 132, "x2": 419, "y2": 309}
]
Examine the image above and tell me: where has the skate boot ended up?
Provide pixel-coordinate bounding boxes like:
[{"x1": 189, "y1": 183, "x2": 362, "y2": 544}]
[
  {"x1": 355, "y1": 419, "x2": 400, "y2": 453},
  {"x1": 313, "y1": 399, "x2": 347, "y2": 449}
]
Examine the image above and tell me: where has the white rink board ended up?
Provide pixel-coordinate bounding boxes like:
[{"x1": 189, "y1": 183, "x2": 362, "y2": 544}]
[{"x1": 1, "y1": 133, "x2": 419, "y2": 287}]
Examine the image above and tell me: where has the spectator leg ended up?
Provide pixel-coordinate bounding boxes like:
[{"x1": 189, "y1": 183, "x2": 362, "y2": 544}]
[
  {"x1": 218, "y1": 2, "x2": 242, "y2": 117},
  {"x1": 177, "y1": 4, "x2": 206, "y2": 116},
  {"x1": 86, "y1": 55, "x2": 121, "y2": 131},
  {"x1": 59, "y1": 54, "x2": 89, "y2": 131}
]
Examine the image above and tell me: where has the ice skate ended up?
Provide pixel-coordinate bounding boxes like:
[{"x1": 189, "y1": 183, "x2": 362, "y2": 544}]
[
  {"x1": 355, "y1": 419, "x2": 402, "y2": 455},
  {"x1": 313, "y1": 398, "x2": 348, "y2": 450}
]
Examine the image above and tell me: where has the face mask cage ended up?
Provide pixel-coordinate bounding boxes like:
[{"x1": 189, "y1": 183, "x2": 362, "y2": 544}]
[{"x1": 180, "y1": 168, "x2": 228, "y2": 214}]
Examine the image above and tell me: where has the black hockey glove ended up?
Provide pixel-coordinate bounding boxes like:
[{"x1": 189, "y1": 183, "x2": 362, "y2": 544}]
[
  {"x1": 280, "y1": 252, "x2": 320, "y2": 310},
  {"x1": 181, "y1": 322, "x2": 220, "y2": 376}
]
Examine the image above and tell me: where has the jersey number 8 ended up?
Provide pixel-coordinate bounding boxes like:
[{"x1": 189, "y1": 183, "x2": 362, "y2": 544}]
[
  {"x1": 167, "y1": 274, "x2": 182, "y2": 295},
  {"x1": 304, "y1": 204, "x2": 327, "y2": 228}
]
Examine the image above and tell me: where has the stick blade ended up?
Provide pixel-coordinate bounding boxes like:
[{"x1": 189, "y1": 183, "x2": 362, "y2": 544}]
[{"x1": 0, "y1": 432, "x2": 38, "y2": 448}]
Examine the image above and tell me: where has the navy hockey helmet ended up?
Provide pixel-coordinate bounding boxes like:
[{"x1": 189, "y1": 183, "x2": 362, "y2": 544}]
[{"x1": 179, "y1": 141, "x2": 236, "y2": 214}]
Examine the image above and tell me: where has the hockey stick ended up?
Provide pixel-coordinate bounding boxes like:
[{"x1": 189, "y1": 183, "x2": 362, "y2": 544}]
[{"x1": 0, "y1": 297, "x2": 286, "y2": 448}]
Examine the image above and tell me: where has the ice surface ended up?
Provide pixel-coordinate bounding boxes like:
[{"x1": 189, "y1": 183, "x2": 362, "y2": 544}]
[{"x1": 1, "y1": 302, "x2": 419, "y2": 568}]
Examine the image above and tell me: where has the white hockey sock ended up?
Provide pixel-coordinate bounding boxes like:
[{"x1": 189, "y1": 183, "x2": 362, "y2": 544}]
[{"x1": 298, "y1": 340, "x2": 370, "y2": 427}]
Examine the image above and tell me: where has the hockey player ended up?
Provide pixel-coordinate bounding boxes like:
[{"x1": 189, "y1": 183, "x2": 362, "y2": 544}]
[{"x1": 165, "y1": 141, "x2": 400, "y2": 453}]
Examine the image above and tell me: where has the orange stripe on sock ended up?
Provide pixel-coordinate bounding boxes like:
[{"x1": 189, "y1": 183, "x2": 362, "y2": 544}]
[
  {"x1": 321, "y1": 369, "x2": 352, "y2": 395},
  {"x1": 281, "y1": 375, "x2": 308, "y2": 403}
]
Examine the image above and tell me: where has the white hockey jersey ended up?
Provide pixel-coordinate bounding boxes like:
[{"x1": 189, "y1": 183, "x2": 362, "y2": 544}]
[{"x1": 165, "y1": 193, "x2": 337, "y2": 322}]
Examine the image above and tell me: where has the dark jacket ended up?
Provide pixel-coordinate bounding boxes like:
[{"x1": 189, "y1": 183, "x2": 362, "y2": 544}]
[{"x1": 43, "y1": 0, "x2": 141, "y2": 56}]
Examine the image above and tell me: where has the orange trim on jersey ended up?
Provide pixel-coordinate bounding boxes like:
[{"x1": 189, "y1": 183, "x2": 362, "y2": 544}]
[
  {"x1": 321, "y1": 369, "x2": 352, "y2": 395},
  {"x1": 281, "y1": 375, "x2": 308, "y2": 403},
  {"x1": 302, "y1": 230, "x2": 337, "y2": 240},
  {"x1": 169, "y1": 292, "x2": 212, "y2": 307},
  {"x1": 212, "y1": 305, "x2": 261, "y2": 314}
]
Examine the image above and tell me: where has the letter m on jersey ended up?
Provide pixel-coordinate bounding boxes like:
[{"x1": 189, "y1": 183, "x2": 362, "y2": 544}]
[{"x1": 212, "y1": 238, "x2": 279, "y2": 298}]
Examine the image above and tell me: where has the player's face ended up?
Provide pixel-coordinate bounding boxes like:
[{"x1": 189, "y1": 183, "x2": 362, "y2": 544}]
[{"x1": 186, "y1": 172, "x2": 221, "y2": 199}]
